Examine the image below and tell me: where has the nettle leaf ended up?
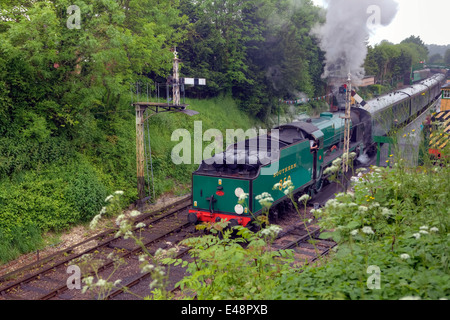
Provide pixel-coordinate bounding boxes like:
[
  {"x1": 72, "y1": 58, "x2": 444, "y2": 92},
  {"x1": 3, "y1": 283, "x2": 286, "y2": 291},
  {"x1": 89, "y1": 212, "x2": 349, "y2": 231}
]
[
  {"x1": 346, "y1": 221, "x2": 360, "y2": 230},
  {"x1": 319, "y1": 231, "x2": 334, "y2": 240}
]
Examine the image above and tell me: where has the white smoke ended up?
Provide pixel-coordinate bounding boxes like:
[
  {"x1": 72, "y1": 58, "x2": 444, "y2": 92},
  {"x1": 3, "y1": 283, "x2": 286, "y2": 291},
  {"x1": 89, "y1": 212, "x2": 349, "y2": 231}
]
[
  {"x1": 357, "y1": 152, "x2": 370, "y2": 165},
  {"x1": 311, "y1": 0, "x2": 399, "y2": 82}
]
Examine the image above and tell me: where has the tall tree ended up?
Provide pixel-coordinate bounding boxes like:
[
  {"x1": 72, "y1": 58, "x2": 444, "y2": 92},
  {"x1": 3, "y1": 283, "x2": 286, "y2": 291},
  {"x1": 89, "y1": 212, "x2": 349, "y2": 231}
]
[
  {"x1": 178, "y1": 0, "x2": 326, "y2": 119},
  {"x1": 401, "y1": 35, "x2": 429, "y2": 59},
  {"x1": 0, "y1": 0, "x2": 184, "y2": 138}
]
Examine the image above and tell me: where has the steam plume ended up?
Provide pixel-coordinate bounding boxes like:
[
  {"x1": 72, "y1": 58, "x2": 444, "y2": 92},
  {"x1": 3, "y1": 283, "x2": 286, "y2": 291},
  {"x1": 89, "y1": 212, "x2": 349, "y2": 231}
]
[{"x1": 312, "y1": 0, "x2": 399, "y2": 82}]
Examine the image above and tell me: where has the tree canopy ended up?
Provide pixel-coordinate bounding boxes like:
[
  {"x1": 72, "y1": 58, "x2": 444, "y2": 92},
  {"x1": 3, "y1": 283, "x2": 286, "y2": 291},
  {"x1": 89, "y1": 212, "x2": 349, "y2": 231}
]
[{"x1": 364, "y1": 36, "x2": 432, "y2": 84}]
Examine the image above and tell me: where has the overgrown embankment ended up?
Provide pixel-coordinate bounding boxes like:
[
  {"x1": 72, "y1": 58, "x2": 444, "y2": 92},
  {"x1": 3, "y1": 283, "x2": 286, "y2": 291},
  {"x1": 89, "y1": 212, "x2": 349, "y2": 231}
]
[{"x1": 0, "y1": 95, "x2": 260, "y2": 264}]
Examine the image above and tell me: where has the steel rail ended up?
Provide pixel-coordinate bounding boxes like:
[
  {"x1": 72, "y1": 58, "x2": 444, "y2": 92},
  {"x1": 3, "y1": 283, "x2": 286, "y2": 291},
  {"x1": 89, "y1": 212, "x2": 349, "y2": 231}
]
[{"x1": 0, "y1": 198, "x2": 191, "y2": 298}]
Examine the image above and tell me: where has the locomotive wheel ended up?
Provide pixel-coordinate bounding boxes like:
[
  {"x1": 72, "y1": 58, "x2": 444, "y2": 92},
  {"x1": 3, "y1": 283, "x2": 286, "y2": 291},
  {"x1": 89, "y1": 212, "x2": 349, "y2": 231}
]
[{"x1": 188, "y1": 212, "x2": 199, "y2": 224}]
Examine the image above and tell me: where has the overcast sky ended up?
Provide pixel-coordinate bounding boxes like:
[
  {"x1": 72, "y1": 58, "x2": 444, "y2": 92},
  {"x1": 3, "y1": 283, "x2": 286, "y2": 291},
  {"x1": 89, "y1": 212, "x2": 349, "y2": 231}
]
[{"x1": 311, "y1": 0, "x2": 450, "y2": 46}]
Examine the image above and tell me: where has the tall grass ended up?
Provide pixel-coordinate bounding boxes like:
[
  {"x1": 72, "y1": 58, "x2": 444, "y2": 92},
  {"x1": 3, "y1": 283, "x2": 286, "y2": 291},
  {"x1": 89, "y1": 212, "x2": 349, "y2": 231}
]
[
  {"x1": 0, "y1": 223, "x2": 43, "y2": 264},
  {"x1": 144, "y1": 94, "x2": 263, "y2": 196}
]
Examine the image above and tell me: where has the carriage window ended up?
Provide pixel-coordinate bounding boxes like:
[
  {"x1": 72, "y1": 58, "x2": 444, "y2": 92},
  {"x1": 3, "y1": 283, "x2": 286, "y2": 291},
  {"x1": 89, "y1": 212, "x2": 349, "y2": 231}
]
[{"x1": 443, "y1": 90, "x2": 450, "y2": 99}]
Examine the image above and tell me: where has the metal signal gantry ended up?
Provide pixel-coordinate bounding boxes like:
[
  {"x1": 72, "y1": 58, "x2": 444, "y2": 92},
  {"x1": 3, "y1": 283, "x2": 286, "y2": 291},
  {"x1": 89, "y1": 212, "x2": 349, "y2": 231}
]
[{"x1": 133, "y1": 48, "x2": 205, "y2": 203}]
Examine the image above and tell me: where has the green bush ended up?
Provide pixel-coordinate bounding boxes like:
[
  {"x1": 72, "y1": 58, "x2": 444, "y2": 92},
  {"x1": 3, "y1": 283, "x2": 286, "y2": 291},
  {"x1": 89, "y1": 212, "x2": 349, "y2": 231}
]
[
  {"x1": 64, "y1": 160, "x2": 108, "y2": 222},
  {"x1": 0, "y1": 157, "x2": 108, "y2": 263},
  {"x1": 0, "y1": 135, "x2": 73, "y2": 179}
]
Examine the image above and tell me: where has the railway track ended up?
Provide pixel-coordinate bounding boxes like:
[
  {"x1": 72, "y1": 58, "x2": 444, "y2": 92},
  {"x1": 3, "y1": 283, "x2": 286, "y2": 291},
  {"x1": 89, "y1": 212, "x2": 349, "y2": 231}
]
[
  {"x1": 272, "y1": 217, "x2": 337, "y2": 266},
  {"x1": 0, "y1": 160, "x2": 356, "y2": 300},
  {"x1": 0, "y1": 197, "x2": 195, "y2": 300}
]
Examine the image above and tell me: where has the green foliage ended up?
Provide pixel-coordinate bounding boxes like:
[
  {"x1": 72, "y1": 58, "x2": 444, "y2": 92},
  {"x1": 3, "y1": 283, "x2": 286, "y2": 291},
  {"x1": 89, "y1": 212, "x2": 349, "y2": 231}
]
[
  {"x1": 0, "y1": 0, "x2": 326, "y2": 265},
  {"x1": 163, "y1": 224, "x2": 294, "y2": 300},
  {"x1": 179, "y1": 0, "x2": 326, "y2": 119},
  {"x1": 0, "y1": 222, "x2": 43, "y2": 264},
  {"x1": 64, "y1": 160, "x2": 108, "y2": 222},
  {"x1": 170, "y1": 161, "x2": 449, "y2": 300},
  {"x1": 365, "y1": 36, "x2": 430, "y2": 84},
  {"x1": 0, "y1": 136, "x2": 74, "y2": 178}
]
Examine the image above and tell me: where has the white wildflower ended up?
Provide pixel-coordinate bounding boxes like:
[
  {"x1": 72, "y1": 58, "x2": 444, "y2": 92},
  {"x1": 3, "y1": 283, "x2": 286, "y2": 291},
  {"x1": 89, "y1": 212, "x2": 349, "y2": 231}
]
[
  {"x1": 123, "y1": 230, "x2": 132, "y2": 239},
  {"x1": 332, "y1": 158, "x2": 342, "y2": 167},
  {"x1": 149, "y1": 279, "x2": 158, "y2": 289},
  {"x1": 381, "y1": 208, "x2": 393, "y2": 216},
  {"x1": 430, "y1": 227, "x2": 439, "y2": 233},
  {"x1": 83, "y1": 276, "x2": 94, "y2": 286},
  {"x1": 105, "y1": 195, "x2": 114, "y2": 202},
  {"x1": 351, "y1": 176, "x2": 360, "y2": 183},
  {"x1": 100, "y1": 206, "x2": 107, "y2": 215},
  {"x1": 419, "y1": 226, "x2": 429, "y2": 230},
  {"x1": 400, "y1": 254, "x2": 410, "y2": 260},
  {"x1": 370, "y1": 202, "x2": 380, "y2": 209},
  {"x1": 399, "y1": 296, "x2": 421, "y2": 300},
  {"x1": 135, "y1": 222, "x2": 146, "y2": 229},
  {"x1": 113, "y1": 279, "x2": 122, "y2": 287},
  {"x1": 298, "y1": 194, "x2": 311, "y2": 203},
  {"x1": 273, "y1": 183, "x2": 282, "y2": 190},
  {"x1": 260, "y1": 225, "x2": 282, "y2": 238},
  {"x1": 325, "y1": 199, "x2": 338, "y2": 207},
  {"x1": 116, "y1": 214, "x2": 126, "y2": 223},
  {"x1": 96, "y1": 279, "x2": 107, "y2": 287},
  {"x1": 130, "y1": 210, "x2": 141, "y2": 217},
  {"x1": 362, "y1": 226, "x2": 374, "y2": 235},
  {"x1": 81, "y1": 276, "x2": 94, "y2": 294},
  {"x1": 139, "y1": 254, "x2": 146, "y2": 262},
  {"x1": 141, "y1": 264, "x2": 155, "y2": 273},
  {"x1": 114, "y1": 190, "x2": 124, "y2": 195},
  {"x1": 419, "y1": 230, "x2": 429, "y2": 235},
  {"x1": 324, "y1": 165, "x2": 339, "y2": 175},
  {"x1": 412, "y1": 233, "x2": 421, "y2": 239},
  {"x1": 350, "y1": 229, "x2": 359, "y2": 236},
  {"x1": 90, "y1": 214, "x2": 102, "y2": 229},
  {"x1": 257, "y1": 192, "x2": 274, "y2": 207},
  {"x1": 282, "y1": 180, "x2": 293, "y2": 189},
  {"x1": 358, "y1": 206, "x2": 369, "y2": 213},
  {"x1": 338, "y1": 203, "x2": 347, "y2": 209},
  {"x1": 239, "y1": 193, "x2": 249, "y2": 201},
  {"x1": 356, "y1": 168, "x2": 367, "y2": 174}
]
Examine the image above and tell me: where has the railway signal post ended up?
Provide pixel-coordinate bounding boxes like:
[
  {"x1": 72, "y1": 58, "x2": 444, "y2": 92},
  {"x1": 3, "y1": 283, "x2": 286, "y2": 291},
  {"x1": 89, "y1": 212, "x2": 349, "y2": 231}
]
[
  {"x1": 340, "y1": 73, "x2": 352, "y2": 192},
  {"x1": 134, "y1": 49, "x2": 204, "y2": 204}
]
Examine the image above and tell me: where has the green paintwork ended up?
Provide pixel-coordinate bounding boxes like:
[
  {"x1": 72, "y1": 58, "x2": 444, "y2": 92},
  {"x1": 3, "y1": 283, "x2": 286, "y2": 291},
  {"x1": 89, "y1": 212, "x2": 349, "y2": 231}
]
[
  {"x1": 251, "y1": 140, "x2": 314, "y2": 213},
  {"x1": 191, "y1": 113, "x2": 347, "y2": 219},
  {"x1": 310, "y1": 112, "x2": 349, "y2": 149},
  {"x1": 192, "y1": 175, "x2": 250, "y2": 214}
]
